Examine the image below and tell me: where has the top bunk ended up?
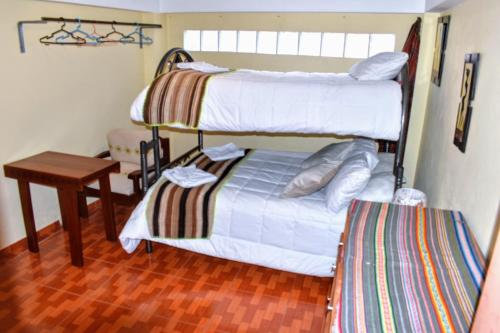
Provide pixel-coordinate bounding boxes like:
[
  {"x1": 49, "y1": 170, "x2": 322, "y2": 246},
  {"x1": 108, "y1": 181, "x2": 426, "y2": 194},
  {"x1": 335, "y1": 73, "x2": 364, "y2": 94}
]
[{"x1": 130, "y1": 48, "x2": 411, "y2": 141}]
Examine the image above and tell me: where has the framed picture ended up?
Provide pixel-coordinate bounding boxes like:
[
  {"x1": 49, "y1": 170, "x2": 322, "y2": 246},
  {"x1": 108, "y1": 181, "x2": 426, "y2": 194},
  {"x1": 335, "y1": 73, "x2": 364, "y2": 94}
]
[
  {"x1": 431, "y1": 16, "x2": 451, "y2": 86},
  {"x1": 454, "y1": 53, "x2": 480, "y2": 153}
]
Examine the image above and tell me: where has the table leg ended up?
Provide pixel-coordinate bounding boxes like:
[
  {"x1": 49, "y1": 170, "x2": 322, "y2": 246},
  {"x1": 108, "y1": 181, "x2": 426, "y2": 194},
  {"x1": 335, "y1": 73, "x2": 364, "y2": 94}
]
[
  {"x1": 17, "y1": 180, "x2": 39, "y2": 253},
  {"x1": 98, "y1": 175, "x2": 116, "y2": 241},
  {"x1": 77, "y1": 191, "x2": 89, "y2": 218},
  {"x1": 58, "y1": 188, "x2": 83, "y2": 266},
  {"x1": 57, "y1": 189, "x2": 68, "y2": 231}
]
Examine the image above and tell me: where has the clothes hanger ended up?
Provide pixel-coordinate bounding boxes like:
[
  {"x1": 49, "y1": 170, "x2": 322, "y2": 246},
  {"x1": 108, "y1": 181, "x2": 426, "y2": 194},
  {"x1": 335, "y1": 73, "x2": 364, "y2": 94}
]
[
  {"x1": 55, "y1": 18, "x2": 99, "y2": 45},
  {"x1": 89, "y1": 24, "x2": 106, "y2": 43},
  {"x1": 97, "y1": 22, "x2": 135, "y2": 43},
  {"x1": 39, "y1": 19, "x2": 86, "y2": 45},
  {"x1": 120, "y1": 24, "x2": 153, "y2": 45}
]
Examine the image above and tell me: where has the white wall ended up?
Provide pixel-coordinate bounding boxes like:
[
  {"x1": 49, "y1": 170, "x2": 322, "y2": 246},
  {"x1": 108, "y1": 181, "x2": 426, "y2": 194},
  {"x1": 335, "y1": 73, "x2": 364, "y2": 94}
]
[
  {"x1": 43, "y1": 0, "x2": 427, "y2": 13},
  {"x1": 426, "y1": 0, "x2": 466, "y2": 11},
  {"x1": 415, "y1": 0, "x2": 500, "y2": 254},
  {"x1": 43, "y1": 0, "x2": 160, "y2": 12},
  {"x1": 42, "y1": 0, "x2": 471, "y2": 13}
]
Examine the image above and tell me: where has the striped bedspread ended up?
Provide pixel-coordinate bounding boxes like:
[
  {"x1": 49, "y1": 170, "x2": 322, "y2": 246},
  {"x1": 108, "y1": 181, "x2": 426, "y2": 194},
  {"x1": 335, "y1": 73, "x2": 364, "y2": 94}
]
[
  {"x1": 143, "y1": 69, "x2": 212, "y2": 127},
  {"x1": 340, "y1": 200, "x2": 485, "y2": 333},
  {"x1": 145, "y1": 150, "x2": 251, "y2": 239}
]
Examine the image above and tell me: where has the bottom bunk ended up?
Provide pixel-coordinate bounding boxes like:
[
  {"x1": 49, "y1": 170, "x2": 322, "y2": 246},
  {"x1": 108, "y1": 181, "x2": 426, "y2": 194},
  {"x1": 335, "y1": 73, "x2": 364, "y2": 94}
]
[{"x1": 119, "y1": 148, "x2": 396, "y2": 277}]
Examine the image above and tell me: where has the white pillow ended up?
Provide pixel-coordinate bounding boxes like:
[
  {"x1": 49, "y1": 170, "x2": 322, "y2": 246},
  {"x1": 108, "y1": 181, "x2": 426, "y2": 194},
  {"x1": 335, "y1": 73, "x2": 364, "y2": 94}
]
[
  {"x1": 325, "y1": 153, "x2": 373, "y2": 213},
  {"x1": 356, "y1": 172, "x2": 395, "y2": 203},
  {"x1": 301, "y1": 139, "x2": 378, "y2": 170},
  {"x1": 349, "y1": 52, "x2": 409, "y2": 81},
  {"x1": 346, "y1": 139, "x2": 379, "y2": 170}
]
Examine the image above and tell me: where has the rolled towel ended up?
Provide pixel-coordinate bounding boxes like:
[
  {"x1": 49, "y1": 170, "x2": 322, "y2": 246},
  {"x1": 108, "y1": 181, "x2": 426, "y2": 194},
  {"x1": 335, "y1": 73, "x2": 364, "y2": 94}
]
[
  {"x1": 203, "y1": 143, "x2": 245, "y2": 161},
  {"x1": 162, "y1": 165, "x2": 217, "y2": 188}
]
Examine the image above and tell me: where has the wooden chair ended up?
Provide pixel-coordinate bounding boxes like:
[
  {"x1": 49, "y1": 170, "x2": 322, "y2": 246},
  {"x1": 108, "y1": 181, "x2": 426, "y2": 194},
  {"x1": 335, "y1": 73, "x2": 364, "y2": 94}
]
[{"x1": 83, "y1": 128, "x2": 170, "y2": 209}]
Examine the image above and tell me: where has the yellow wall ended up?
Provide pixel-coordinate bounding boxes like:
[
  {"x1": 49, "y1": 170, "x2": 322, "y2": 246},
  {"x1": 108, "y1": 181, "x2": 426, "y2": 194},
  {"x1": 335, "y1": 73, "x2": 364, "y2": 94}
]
[
  {"x1": 415, "y1": 0, "x2": 500, "y2": 254},
  {"x1": 145, "y1": 12, "x2": 434, "y2": 188},
  {"x1": 0, "y1": 0, "x2": 145, "y2": 249}
]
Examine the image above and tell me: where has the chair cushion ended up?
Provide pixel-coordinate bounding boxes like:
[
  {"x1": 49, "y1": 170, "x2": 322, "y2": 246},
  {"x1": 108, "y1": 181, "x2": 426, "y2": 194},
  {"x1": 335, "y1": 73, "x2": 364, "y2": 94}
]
[
  {"x1": 87, "y1": 162, "x2": 139, "y2": 196},
  {"x1": 107, "y1": 128, "x2": 157, "y2": 165}
]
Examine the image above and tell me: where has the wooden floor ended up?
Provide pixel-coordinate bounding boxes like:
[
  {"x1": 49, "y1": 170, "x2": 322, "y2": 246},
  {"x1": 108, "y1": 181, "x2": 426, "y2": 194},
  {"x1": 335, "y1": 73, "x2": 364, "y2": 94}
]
[{"x1": 0, "y1": 203, "x2": 331, "y2": 333}]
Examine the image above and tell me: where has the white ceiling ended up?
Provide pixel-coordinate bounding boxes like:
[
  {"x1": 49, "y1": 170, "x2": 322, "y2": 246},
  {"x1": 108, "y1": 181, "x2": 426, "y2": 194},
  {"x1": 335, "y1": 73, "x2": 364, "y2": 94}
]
[
  {"x1": 43, "y1": 0, "x2": 465, "y2": 13},
  {"x1": 159, "y1": 0, "x2": 425, "y2": 14}
]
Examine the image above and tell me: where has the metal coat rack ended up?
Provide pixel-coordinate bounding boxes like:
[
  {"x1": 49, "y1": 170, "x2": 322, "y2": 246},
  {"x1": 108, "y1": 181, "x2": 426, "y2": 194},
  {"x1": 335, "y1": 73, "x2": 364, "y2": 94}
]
[{"x1": 18, "y1": 16, "x2": 162, "y2": 53}]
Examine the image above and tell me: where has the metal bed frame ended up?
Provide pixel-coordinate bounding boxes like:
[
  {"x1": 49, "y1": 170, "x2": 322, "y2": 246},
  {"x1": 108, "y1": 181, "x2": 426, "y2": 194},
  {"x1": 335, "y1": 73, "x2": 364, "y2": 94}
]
[{"x1": 139, "y1": 47, "x2": 411, "y2": 253}]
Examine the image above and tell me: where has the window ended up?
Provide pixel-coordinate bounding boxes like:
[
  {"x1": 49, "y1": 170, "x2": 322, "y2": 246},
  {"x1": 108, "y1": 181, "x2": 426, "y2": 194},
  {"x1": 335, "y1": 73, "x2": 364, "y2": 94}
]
[
  {"x1": 238, "y1": 31, "x2": 257, "y2": 53},
  {"x1": 183, "y1": 29, "x2": 395, "y2": 59},
  {"x1": 201, "y1": 30, "x2": 218, "y2": 52},
  {"x1": 369, "y1": 34, "x2": 396, "y2": 56},
  {"x1": 321, "y1": 33, "x2": 345, "y2": 58},
  {"x1": 257, "y1": 31, "x2": 277, "y2": 55},
  {"x1": 277, "y1": 32, "x2": 299, "y2": 55},
  {"x1": 299, "y1": 32, "x2": 322, "y2": 56},
  {"x1": 184, "y1": 30, "x2": 200, "y2": 51},
  {"x1": 219, "y1": 30, "x2": 237, "y2": 52},
  {"x1": 344, "y1": 33, "x2": 370, "y2": 59}
]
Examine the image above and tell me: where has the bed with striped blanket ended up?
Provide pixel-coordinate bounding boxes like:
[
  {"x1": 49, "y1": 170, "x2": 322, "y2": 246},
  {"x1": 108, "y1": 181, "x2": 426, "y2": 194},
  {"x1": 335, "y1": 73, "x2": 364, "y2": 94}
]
[
  {"x1": 143, "y1": 69, "x2": 212, "y2": 127},
  {"x1": 132, "y1": 68, "x2": 403, "y2": 140},
  {"x1": 145, "y1": 150, "x2": 251, "y2": 239},
  {"x1": 337, "y1": 200, "x2": 485, "y2": 333}
]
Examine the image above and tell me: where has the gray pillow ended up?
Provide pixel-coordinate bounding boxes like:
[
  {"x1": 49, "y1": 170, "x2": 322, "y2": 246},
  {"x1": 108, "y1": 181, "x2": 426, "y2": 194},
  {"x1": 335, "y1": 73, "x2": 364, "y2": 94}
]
[
  {"x1": 301, "y1": 141, "x2": 355, "y2": 169},
  {"x1": 281, "y1": 163, "x2": 341, "y2": 198},
  {"x1": 301, "y1": 139, "x2": 378, "y2": 170}
]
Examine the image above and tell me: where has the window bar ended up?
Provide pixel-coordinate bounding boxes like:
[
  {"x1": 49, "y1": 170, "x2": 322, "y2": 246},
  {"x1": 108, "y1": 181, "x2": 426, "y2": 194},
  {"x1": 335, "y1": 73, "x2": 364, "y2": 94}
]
[
  {"x1": 297, "y1": 32, "x2": 302, "y2": 56},
  {"x1": 236, "y1": 30, "x2": 240, "y2": 52},
  {"x1": 368, "y1": 34, "x2": 373, "y2": 57},
  {"x1": 201, "y1": 30, "x2": 204, "y2": 51},
  {"x1": 254, "y1": 31, "x2": 258, "y2": 53},
  {"x1": 217, "y1": 30, "x2": 221, "y2": 52},
  {"x1": 342, "y1": 33, "x2": 348, "y2": 58},
  {"x1": 319, "y1": 32, "x2": 324, "y2": 57},
  {"x1": 275, "y1": 31, "x2": 279, "y2": 55}
]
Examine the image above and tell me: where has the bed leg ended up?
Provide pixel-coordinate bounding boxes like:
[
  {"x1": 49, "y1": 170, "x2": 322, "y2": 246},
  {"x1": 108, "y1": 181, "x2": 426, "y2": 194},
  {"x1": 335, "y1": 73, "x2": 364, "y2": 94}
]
[
  {"x1": 395, "y1": 165, "x2": 404, "y2": 191},
  {"x1": 145, "y1": 240, "x2": 153, "y2": 253}
]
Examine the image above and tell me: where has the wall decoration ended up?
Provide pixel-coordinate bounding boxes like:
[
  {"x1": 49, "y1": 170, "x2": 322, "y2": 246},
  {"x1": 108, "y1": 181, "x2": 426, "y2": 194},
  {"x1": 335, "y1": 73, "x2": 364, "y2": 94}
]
[
  {"x1": 454, "y1": 53, "x2": 480, "y2": 153},
  {"x1": 431, "y1": 16, "x2": 450, "y2": 86}
]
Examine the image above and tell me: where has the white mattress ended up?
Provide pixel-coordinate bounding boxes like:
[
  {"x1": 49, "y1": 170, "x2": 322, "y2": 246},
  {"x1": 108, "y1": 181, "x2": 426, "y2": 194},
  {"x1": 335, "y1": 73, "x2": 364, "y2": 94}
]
[
  {"x1": 119, "y1": 150, "x2": 395, "y2": 277},
  {"x1": 130, "y1": 69, "x2": 402, "y2": 140}
]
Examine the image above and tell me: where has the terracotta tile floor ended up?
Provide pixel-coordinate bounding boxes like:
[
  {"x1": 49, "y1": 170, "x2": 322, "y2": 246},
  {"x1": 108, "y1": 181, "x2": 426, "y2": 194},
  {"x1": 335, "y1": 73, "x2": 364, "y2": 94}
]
[{"x1": 0, "y1": 203, "x2": 331, "y2": 332}]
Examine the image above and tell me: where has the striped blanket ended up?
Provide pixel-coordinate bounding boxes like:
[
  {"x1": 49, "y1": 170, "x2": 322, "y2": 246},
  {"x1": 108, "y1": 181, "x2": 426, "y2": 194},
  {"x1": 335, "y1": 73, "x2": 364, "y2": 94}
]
[
  {"x1": 143, "y1": 69, "x2": 212, "y2": 127},
  {"x1": 340, "y1": 200, "x2": 485, "y2": 333},
  {"x1": 145, "y1": 150, "x2": 251, "y2": 239}
]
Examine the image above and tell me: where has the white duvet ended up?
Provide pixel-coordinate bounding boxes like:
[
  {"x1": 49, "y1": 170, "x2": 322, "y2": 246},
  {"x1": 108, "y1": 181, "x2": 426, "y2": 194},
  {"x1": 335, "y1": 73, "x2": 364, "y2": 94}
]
[
  {"x1": 119, "y1": 149, "x2": 395, "y2": 277},
  {"x1": 131, "y1": 69, "x2": 402, "y2": 140}
]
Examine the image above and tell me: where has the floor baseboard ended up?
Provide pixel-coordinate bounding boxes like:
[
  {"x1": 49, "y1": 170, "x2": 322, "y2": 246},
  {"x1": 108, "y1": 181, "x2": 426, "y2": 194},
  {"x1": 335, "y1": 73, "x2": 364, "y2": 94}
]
[{"x1": 0, "y1": 201, "x2": 101, "y2": 259}]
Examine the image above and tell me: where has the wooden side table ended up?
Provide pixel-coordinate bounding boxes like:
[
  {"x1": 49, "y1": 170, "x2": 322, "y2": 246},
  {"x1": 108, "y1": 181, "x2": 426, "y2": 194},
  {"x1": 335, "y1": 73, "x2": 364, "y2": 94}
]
[{"x1": 4, "y1": 151, "x2": 120, "y2": 266}]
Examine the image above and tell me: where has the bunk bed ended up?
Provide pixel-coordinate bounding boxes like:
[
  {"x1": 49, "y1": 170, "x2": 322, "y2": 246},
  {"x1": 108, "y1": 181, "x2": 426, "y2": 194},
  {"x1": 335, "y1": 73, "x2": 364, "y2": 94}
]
[{"x1": 119, "y1": 47, "x2": 412, "y2": 277}]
